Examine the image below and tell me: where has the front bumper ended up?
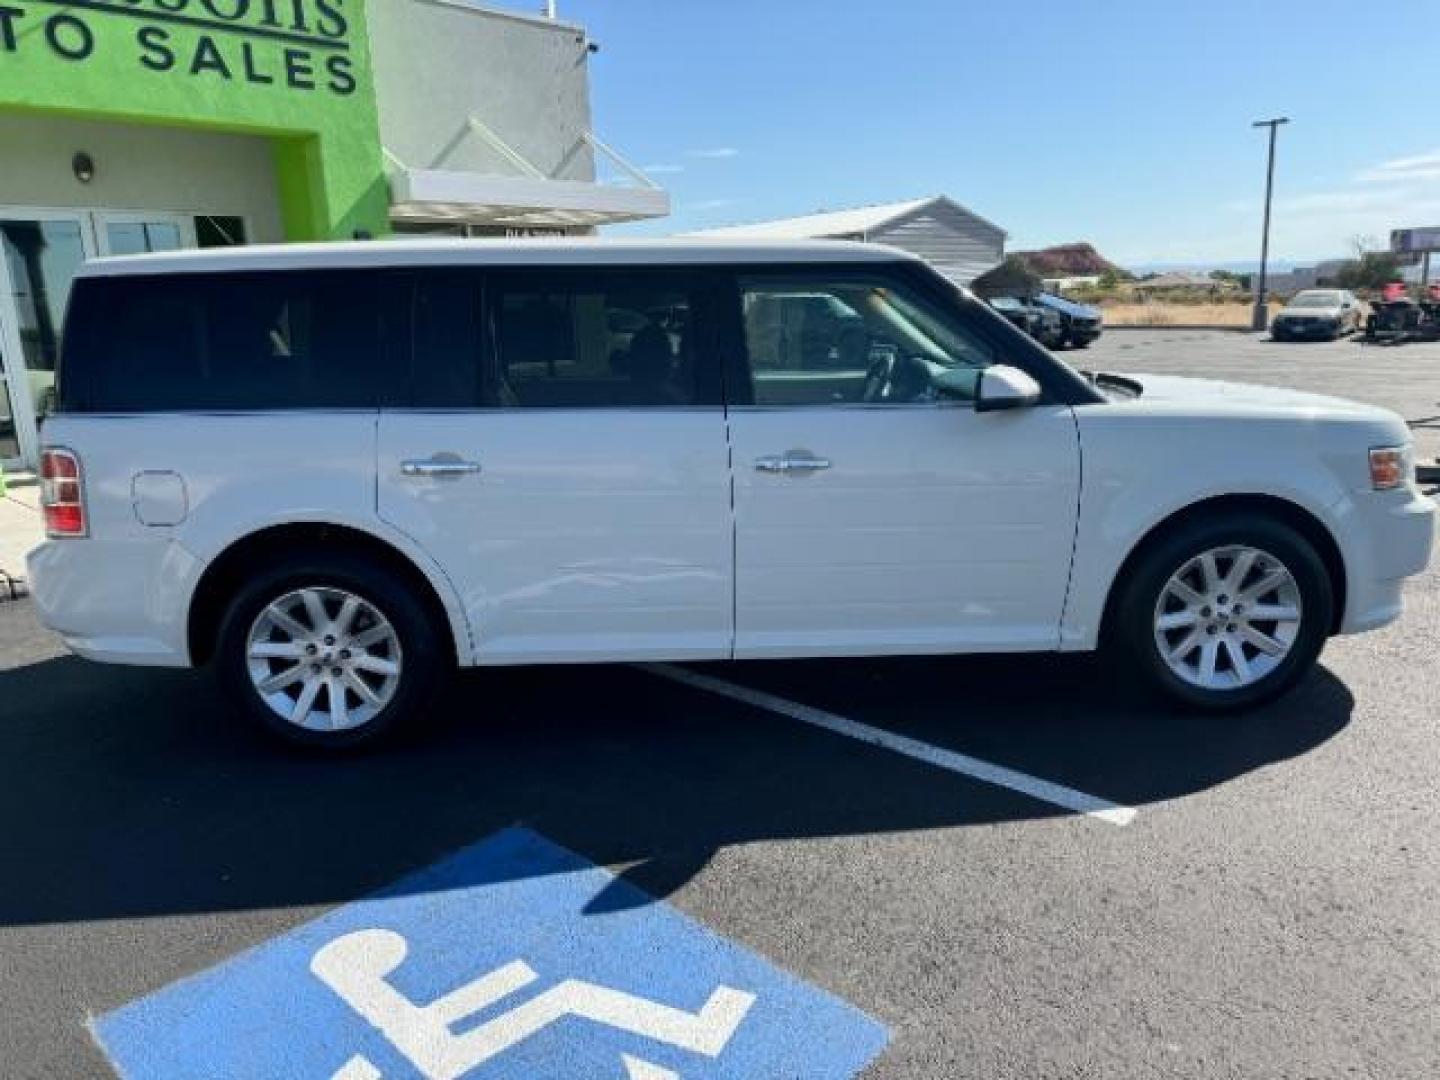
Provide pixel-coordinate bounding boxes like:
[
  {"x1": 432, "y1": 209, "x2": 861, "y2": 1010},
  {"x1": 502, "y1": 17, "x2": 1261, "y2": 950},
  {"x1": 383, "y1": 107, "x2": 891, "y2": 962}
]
[
  {"x1": 1273, "y1": 320, "x2": 1339, "y2": 339},
  {"x1": 1335, "y1": 487, "x2": 1436, "y2": 634}
]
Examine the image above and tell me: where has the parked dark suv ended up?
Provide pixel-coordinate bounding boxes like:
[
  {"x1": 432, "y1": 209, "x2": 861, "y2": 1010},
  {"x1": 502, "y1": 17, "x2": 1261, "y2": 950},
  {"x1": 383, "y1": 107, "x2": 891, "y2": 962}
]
[
  {"x1": 987, "y1": 296, "x2": 1065, "y2": 349},
  {"x1": 1034, "y1": 292, "x2": 1103, "y2": 348}
]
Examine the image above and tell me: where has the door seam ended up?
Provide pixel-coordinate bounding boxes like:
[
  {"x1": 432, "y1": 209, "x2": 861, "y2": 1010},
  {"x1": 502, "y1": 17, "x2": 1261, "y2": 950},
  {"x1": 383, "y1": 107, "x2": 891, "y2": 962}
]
[
  {"x1": 1055, "y1": 407, "x2": 1085, "y2": 650},
  {"x1": 724, "y1": 403, "x2": 738, "y2": 660}
]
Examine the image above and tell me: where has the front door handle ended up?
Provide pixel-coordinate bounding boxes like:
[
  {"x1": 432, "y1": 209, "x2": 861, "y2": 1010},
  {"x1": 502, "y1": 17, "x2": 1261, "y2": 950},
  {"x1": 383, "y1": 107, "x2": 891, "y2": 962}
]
[
  {"x1": 755, "y1": 454, "x2": 832, "y2": 474},
  {"x1": 401, "y1": 457, "x2": 482, "y2": 478}
]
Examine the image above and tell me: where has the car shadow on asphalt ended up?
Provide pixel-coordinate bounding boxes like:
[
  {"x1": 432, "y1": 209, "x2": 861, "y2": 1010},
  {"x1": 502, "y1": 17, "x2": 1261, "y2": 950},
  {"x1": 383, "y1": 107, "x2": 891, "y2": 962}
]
[{"x1": 0, "y1": 643, "x2": 1352, "y2": 931}]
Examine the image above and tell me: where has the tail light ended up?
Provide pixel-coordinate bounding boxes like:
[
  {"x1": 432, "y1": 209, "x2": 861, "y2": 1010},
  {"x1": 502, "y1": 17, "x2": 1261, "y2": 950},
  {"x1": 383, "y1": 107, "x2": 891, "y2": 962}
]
[{"x1": 40, "y1": 447, "x2": 87, "y2": 537}]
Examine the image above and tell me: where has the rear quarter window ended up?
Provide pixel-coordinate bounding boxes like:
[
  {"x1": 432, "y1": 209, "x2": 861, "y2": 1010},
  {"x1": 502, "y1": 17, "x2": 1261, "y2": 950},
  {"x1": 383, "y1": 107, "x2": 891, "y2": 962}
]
[{"x1": 60, "y1": 269, "x2": 401, "y2": 412}]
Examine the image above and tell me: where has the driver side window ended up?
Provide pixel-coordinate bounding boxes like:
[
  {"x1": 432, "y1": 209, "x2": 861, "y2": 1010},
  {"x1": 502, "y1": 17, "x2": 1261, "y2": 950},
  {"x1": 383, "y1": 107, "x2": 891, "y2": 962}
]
[{"x1": 738, "y1": 274, "x2": 995, "y2": 407}]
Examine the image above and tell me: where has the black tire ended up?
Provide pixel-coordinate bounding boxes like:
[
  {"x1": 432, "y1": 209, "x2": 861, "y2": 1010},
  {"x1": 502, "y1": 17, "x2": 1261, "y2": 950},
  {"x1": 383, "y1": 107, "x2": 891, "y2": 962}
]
[
  {"x1": 1112, "y1": 513, "x2": 1333, "y2": 712},
  {"x1": 215, "y1": 548, "x2": 447, "y2": 749}
]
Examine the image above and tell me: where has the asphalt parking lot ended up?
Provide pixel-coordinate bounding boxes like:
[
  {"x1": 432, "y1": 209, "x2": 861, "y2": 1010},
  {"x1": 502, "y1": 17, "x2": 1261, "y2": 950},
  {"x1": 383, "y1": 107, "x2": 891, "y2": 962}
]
[
  {"x1": 2, "y1": 330, "x2": 1438, "y2": 1079},
  {"x1": 1085, "y1": 326, "x2": 1440, "y2": 466}
]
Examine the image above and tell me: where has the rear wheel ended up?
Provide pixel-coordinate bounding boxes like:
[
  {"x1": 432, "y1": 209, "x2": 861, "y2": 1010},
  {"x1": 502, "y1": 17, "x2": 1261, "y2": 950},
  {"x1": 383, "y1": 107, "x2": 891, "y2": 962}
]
[
  {"x1": 216, "y1": 551, "x2": 446, "y2": 749},
  {"x1": 1114, "y1": 514, "x2": 1333, "y2": 711}
]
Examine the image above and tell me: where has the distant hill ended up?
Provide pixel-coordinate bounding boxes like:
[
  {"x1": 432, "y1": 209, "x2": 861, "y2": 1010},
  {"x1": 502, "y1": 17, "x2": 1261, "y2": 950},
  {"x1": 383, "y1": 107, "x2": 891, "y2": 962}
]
[{"x1": 1014, "y1": 243, "x2": 1128, "y2": 278}]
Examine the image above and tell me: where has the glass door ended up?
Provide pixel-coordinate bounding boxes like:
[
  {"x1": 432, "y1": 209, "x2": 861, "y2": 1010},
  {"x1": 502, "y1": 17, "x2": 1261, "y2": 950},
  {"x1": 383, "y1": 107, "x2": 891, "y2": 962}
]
[
  {"x1": 0, "y1": 347, "x2": 22, "y2": 467},
  {"x1": 0, "y1": 212, "x2": 92, "y2": 470}
]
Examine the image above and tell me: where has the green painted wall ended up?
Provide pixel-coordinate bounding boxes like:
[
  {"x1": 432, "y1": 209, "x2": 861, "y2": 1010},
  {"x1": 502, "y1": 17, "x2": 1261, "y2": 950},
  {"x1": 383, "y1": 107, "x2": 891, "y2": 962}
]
[{"x1": 0, "y1": 0, "x2": 387, "y2": 239}]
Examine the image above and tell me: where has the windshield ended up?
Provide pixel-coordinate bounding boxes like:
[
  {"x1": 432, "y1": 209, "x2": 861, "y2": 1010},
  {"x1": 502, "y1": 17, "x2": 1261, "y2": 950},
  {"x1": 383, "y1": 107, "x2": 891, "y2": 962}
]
[{"x1": 1289, "y1": 291, "x2": 1342, "y2": 308}]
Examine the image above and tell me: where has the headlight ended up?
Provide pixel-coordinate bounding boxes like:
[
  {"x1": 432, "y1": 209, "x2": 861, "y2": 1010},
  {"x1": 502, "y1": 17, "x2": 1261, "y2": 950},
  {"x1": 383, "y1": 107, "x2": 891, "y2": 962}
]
[{"x1": 1369, "y1": 445, "x2": 1412, "y2": 490}]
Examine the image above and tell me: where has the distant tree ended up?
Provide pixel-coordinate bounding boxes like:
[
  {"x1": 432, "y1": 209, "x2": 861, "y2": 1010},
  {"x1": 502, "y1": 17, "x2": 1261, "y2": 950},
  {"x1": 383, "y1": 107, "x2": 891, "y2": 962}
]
[
  {"x1": 971, "y1": 256, "x2": 1043, "y2": 299},
  {"x1": 1348, "y1": 233, "x2": 1381, "y2": 260},
  {"x1": 1333, "y1": 252, "x2": 1404, "y2": 291},
  {"x1": 1098, "y1": 268, "x2": 1122, "y2": 289}
]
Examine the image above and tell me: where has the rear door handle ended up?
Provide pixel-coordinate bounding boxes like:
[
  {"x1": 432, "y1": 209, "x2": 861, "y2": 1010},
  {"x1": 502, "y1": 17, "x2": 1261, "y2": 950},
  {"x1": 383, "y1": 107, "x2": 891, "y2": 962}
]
[
  {"x1": 755, "y1": 454, "x2": 832, "y2": 474},
  {"x1": 401, "y1": 457, "x2": 482, "y2": 478}
]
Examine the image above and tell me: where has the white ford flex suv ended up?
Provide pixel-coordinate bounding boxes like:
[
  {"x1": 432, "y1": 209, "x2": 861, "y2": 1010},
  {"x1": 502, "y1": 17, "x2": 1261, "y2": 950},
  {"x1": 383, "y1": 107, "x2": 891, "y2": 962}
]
[{"x1": 28, "y1": 240, "x2": 1435, "y2": 748}]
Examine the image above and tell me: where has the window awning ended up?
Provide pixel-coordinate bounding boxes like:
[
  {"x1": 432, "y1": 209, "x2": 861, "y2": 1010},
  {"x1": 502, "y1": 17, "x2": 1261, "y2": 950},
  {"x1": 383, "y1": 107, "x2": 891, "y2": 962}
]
[
  {"x1": 388, "y1": 169, "x2": 670, "y2": 228},
  {"x1": 384, "y1": 122, "x2": 669, "y2": 228}
]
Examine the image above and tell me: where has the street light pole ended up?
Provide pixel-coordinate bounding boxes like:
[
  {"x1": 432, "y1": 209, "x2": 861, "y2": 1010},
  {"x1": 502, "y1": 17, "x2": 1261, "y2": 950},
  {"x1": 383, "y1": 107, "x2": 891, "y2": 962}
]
[{"x1": 1251, "y1": 117, "x2": 1289, "y2": 331}]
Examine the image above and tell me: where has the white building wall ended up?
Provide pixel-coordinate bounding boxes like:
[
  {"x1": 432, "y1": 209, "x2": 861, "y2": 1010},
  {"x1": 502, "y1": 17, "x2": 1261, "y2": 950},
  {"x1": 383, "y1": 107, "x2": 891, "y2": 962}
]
[
  {"x1": 872, "y1": 204, "x2": 1005, "y2": 286},
  {"x1": 367, "y1": 0, "x2": 595, "y2": 183},
  {"x1": 0, "y1": 112, "x2": 284, "y2": 242}
]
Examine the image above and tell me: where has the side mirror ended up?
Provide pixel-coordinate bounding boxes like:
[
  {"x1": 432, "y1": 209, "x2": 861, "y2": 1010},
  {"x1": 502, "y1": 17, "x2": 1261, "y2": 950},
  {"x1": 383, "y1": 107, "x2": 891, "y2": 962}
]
[{"x1": 975, "y1": 365, "x2": 1042, "y2": 412}]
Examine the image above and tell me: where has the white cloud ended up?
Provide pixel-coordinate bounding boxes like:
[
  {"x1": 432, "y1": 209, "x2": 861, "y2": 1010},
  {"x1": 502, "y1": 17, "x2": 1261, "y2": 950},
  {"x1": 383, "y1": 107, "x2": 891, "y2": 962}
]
[
  {"x1": 642, "y1": 164, "x2": 685, "y2": 175},
  {"x1": 687, "y1": 198, "x2": 738, "y2": 212},
  {"x1": 1151, "y1": 147, "x2": 1440, "y2": 262},
  {"x1": 1353, "y1": 147, "x2": 1440, "y2": 184},
  {"x1": 1276, "y1": 188, "x2": 1404, "y2": 215},
  {"x1": 1358, "y1": 165, "x2": 1440, "y2": 184},
  {"x1": 687, "y1": 147, "x2": 740, "y2": 159}
]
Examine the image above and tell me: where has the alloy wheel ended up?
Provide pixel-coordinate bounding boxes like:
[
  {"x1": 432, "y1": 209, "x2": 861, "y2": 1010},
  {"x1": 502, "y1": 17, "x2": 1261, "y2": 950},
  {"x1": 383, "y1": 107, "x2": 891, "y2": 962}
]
[
  {"x1": 245, "y1": 587, "x2": 403, "y2": 732},
  {"x1": 1152, "y1": 544, "x2": 1303, "y2": 691}
]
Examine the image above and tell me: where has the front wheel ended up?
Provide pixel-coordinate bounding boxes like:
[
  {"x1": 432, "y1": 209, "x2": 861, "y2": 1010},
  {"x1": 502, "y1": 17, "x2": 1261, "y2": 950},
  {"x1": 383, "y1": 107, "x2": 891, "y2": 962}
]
[
  {"x1": 216, "y1": 551, "x2": 446, "y2": 749},
  {"x1": 1114, "y1": 515, "x2": 1333, "y2": 711}
]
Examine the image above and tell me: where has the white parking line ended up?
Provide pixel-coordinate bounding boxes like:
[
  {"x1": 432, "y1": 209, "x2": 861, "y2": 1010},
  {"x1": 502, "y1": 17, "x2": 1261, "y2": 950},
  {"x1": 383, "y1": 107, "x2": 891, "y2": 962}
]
[{"x1": 641, "y1": 664, "x2": 1137, "y2": 828}]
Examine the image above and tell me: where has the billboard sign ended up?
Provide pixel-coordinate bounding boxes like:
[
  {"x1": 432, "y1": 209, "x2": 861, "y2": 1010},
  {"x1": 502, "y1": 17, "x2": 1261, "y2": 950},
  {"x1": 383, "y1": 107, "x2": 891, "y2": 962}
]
[{"x1": 1391, "y1": 227, "x2": 1440, "y2": 255}]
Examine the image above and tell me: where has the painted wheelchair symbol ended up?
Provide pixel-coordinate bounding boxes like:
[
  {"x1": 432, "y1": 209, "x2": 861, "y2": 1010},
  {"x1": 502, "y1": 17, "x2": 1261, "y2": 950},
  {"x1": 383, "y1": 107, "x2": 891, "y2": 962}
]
[{"x1": 311, "y1": 929, "x2": 757, "y2": 1080}]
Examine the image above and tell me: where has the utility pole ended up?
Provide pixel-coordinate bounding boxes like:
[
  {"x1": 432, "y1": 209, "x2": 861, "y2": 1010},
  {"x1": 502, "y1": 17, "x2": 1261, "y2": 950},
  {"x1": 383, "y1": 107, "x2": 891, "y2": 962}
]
[{"x1": 1251, "y1": 117, "x2": 1289, "y2": 331}]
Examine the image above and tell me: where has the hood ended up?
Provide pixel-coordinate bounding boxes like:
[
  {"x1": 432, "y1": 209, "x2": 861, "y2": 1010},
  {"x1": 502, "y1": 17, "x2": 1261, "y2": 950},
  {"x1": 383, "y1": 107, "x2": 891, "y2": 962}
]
[
  {"x1": 1277, "y1": 304, "x2": 1342, "y2": 318},
  {"x1": 1120, "y1": 373, "x2": 1394, "y2": 420},
  {"x1": 1037, "y1": 293, "x2": 1100, "y2": 318}
]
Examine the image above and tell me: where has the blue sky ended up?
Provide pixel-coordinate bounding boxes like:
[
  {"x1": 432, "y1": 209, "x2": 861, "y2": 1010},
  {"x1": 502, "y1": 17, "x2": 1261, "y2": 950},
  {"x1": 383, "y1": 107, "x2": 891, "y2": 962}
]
[{"x1": 538, "y1": 0, "x2": 1440, "y2": 268}]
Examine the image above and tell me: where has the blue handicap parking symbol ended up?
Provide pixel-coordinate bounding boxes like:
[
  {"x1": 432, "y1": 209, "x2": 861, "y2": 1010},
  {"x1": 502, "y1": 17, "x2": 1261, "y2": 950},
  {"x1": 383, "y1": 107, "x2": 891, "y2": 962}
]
[{"x1": 94, "y1": 827, "x2": 889, "y2": 1079}]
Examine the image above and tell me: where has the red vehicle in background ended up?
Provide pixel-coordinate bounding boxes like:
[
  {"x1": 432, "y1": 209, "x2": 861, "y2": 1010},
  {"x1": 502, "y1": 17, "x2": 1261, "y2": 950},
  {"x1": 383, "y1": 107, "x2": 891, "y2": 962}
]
[{"x1": 1363, "y1": 281, "x2": 1436, "y2": 343}]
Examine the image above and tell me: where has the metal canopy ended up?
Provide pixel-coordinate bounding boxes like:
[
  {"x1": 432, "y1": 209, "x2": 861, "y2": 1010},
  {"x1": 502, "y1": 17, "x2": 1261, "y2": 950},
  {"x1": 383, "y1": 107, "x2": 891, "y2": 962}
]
[
  {"x1": 388, "y1": 170, "x2": 670, "y2": 227},
  {"x1": 385, "y1": 121, "x2": 669, "y2": 228}
]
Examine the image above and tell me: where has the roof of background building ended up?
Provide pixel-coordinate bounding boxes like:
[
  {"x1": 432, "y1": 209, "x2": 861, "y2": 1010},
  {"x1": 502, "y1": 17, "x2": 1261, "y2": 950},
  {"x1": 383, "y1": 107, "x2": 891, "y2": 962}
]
[
  {"x1": 1133, "y1": 271, "x2": 1236, "y2": 289},
  {"x1": 687, "y1": 195, "x2": 1005, "y2": 240}
]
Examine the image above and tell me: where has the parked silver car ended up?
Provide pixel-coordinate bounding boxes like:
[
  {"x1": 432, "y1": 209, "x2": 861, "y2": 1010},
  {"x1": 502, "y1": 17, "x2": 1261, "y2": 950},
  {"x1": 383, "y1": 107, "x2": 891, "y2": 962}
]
[{"x1": 1271, "y1": 290, "x2": 1363, "y2": 341}]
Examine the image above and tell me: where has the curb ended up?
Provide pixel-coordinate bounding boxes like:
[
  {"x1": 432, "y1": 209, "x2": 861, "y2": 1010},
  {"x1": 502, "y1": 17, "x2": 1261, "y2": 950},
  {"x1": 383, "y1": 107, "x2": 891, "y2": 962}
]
[
  {"x1": 1105, "y1": 325, "x2": 1259, "y2": 333},
  {"x1": 0, "y1": 571, "x2": 28, "y2": 603}
]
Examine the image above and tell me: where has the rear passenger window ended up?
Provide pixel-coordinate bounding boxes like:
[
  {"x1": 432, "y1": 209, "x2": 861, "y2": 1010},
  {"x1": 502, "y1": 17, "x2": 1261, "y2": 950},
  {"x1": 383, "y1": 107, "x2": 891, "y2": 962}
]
[
  {"x1": 62, "y1": 270, "x2": 398, "y2": 412},
  {"x1": 491, "y1": 273, "x2": 706, "y2": 408},
  {"x1": 410, "y1": 270, "x2": 485, "y2": 409}
]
